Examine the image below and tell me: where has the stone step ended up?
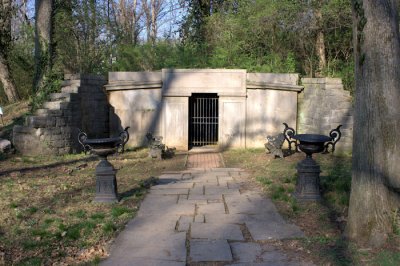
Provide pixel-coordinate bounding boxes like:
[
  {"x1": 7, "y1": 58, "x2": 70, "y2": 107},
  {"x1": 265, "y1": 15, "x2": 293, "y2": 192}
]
[
  {"x1": 61, "y1": 79, "x2": 80, "y2": 87},
  {"x1": 61, "y1": 85, "x2": 80, "y2": 93},
  {"x1": 43, "y1": 101, "x2": 63, "y2": 110},
  {"x1": 50, "y1": 92, "x2": 79, "y2": 102},
  {"x1": 35, "y1": 108, "x2": 49, "y2": 116},
  {"x1": 26, "y1": 115, "x2": 55, "y2": 128},
  {"x1": 35, "y1": 108, "x2": 63, "y2": 117}
]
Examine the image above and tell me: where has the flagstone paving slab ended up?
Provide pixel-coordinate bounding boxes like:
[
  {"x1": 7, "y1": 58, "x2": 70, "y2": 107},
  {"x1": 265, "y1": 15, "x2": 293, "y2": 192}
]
[
  {"x1": 230, "y1": 242, "x2": 263, "y2": 262},
  {"x1": 246, "y1": 220, "x2": 305, "y2": 240},
  {"x1": 190, "y1": 239, "x2": 233, "y2": 262},
  {"x1": 102, "y1": 258, "x2": 185, "y2": 266},
  {"x1": 191, "y1": 222, "x2": 244, "y2": 240},
  {"x1": 197, "y1": 202, "x2": 226, "y2": 215}
]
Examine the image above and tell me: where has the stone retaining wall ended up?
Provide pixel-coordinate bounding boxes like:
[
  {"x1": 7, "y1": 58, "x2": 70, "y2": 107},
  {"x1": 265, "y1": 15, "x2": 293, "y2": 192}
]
[
  {"x1": 298, "y1": 78, "x2": 353, "y2": 153},
  {"x1": 13, "y1": 74, "x2": 108, "y2": 156}
]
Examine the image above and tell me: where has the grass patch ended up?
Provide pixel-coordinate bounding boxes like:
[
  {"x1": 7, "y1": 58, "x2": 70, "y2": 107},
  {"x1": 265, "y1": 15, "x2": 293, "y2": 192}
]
[
  {"x1": 111, "y1": 206, "x2": 132, "y2": 218},
  {"x1": 0, "y1": 149, "x2": 186, "y2": 264},
  {"x1": 373, "y1": 251, "x2": 400, "y2": 266},
  {"x1": 16, "y1": 257, "x2": 42, "y2": 266}
]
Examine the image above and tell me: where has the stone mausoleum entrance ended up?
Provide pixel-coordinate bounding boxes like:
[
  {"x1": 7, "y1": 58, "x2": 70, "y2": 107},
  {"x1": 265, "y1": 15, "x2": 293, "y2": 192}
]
[
  {"x1": 189, "y1": 93, "x2": 219, "y2": 148},
  {"x1": 106, "y1": 69, "x2": 303, "y2": 151}
]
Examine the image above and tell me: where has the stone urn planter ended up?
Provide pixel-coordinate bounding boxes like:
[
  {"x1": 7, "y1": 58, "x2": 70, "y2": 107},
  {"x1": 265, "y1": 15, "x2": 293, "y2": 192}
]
[
  {"x1": 292, "y1": 134, "x2": 332, "y2": 202},
  {"x1": 78, "y1": 128, "x2": 129, "y2": 203}
]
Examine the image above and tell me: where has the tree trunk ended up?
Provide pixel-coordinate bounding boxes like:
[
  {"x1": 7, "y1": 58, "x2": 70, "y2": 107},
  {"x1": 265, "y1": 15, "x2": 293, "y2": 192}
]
[
  {"x1": 315, "y1": 5, "x2": 326, "y2": 73},
  {"x1": 34, "y1": 0, "x2": 53, "y2": 92},
  {"x1": 150, "y1": 0, "x2": 157, "y2": 45},
  {"x1": 143, "y1": 0, "x2": 151, "y2": 42},
  {"x1": 132, "y1": 0, "x2": 138, "y2": 44},
  {"x1": 316, "y1": 31, "x2": 326, "y2": 72},
  {"x1": 0, "y1": 0, "x2": 20, "y2": 102},
  {"x1": 0, "y1": 53, "x2": 19, "y2": 102},
  {"x1": 346, "y1": 0, "x2": 400, "y2": 247}
]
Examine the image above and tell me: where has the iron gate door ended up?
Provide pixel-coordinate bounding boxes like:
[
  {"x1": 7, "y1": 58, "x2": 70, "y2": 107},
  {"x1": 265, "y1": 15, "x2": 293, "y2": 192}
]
[{"x1": 189, "y1": 94, "x2": 219, "y2": 147}]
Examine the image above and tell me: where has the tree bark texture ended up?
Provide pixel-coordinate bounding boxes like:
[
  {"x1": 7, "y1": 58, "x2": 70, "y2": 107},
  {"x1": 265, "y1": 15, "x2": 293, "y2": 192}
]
[
  {"x1": 347, "y1": 0, "x2": 400, "y2": 247},
  {"x1": 315, "y1": 7, "x2": 327, "y2": 73},
  {"x1": 150, "y1": 0, "x2": 157, "y2": 45},
  {"x1": 0, "y1": 0, "x2": 20, "y2": 102},
  {"x1": 34, "y1": 0, "x2": 53, "y2": 91}
]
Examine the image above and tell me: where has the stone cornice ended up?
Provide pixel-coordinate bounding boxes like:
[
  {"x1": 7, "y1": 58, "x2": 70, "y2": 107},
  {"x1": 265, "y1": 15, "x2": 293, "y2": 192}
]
[
  {"x1": 105, "y1": 81, "x2": 162, "y2": 91},
  {"x1": 246, "y1": 81, "x2": 304, "y2": 92}
]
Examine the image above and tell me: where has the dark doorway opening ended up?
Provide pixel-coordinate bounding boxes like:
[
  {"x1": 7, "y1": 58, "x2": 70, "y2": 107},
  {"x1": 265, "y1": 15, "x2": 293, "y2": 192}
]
[{"x1": 189, "y1": 93, "x2": 219, "y2": 148}]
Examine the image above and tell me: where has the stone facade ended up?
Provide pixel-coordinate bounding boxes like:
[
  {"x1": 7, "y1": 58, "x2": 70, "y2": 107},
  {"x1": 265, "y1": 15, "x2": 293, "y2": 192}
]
[
  {"x1": 106, "y1": 69, "x2": 303, "y2": 150},
  {"x1": 13, "y1": 74, "x2": 108, "y2": 156},
  {"x1": 298, "y1": 78, "x2": 353, "y2": 153}
]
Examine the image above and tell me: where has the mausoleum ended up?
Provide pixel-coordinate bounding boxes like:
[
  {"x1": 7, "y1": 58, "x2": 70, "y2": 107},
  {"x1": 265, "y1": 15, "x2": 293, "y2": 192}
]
[{"x1": 106, "y1": 69, "x2": 303, "y2": 150}]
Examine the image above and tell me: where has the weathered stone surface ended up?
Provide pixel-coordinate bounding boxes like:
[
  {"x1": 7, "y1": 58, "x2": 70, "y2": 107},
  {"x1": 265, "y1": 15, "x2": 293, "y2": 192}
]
[
  {"x1": 205, "y1": 187, "x2": 240, "y2": 195},
  {"x1": 197, "y1": 202, "x2": 226, "y2": 215},
  {"x1": 245, "y1": 220, "x2": 304, "y2": 240},
  {"x1": 191, "y1": 223, "x2": 244, "y2": 240},
  {"x1": 190, "y1": 239, "x2": 233, "y2": 262},
  {"x1": 247, "y1": 73, "x2": 300, "y2": 85},
  {"x1": 149, "y1": 188, "x2": 189, "y2": 195},
  {"x1": 231, "y1": 242, "x2": 262, "y2": 262},
  {"x1": 224, "y1": 194, "x2": 277, "y2": 215},
  {"x1": 13, "y1": 76, "x2": 107, "y2": 156},
  {"x1": 152, "y1": 183, "x2": 194, "y2": 189},
  {"x1": 105, "y1": 231, "x2": 186, "y2": 262},
  {"x1": 188, "y1": 194, "x2": 222, "y2": 201},
  {"x1": 299, "y1": 78, "x2": 353, "y2": 153},
  {"x1": 137, "y1": 195, "x2": 178, "y2": 216},
  {"x1": 194, "y1": 214, "x2": 205, "y2": 223},
  {"x1": 204, "y1": 214, "x2": 247, "y2": 224},
  {"x1": 101, "y1": 258, "x2": 185, "y2": 266},
  {"x1": 177, "y1": 215, "x2": 192, "y2": 231}
]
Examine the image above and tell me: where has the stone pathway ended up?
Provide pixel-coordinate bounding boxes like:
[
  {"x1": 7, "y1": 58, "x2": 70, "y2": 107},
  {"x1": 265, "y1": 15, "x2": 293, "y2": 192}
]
[{"x1": 101, "y1": 153, "x2": 313, "y2": 266}]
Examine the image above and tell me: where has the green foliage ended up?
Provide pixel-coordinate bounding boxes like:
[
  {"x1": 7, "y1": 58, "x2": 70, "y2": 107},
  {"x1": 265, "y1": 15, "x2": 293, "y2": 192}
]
[
  {"x1": 319, "y1": 156, "x2": 352, "y2": 209},
  {"x1": 30, "y1": 73, "x2": 62, "y2": 112},
  {"x1": 114, "y1": 42, "x2": 210, "y2": 71},
  {"x1": 178, "y1": 0, "x2": 354, "y2": 91},
  {"x1": 0, "y1": 25, "x2": 35, "y2": 104}
]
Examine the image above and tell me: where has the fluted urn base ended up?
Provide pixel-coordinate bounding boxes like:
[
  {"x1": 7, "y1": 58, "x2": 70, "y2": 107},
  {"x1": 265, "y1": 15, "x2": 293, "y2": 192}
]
[
  {"x1": 94, "y1": 158, "x2": 118, "y2": 203},
  {"x1": 294, "y1": 156, "x2": 321, "y2": 202}
]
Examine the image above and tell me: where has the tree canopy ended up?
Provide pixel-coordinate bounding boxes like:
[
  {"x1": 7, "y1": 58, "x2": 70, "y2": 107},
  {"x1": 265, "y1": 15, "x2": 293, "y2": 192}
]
[{"x1": 0, "y1": 0, "x2": 355, "y2": 103}]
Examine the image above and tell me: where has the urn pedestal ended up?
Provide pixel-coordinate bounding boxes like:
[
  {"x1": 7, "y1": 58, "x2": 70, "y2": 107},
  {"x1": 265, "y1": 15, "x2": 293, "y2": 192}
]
[
  {"x1": 292, "y1": 134, "x2": 332, "y2": 202},
  {"x1": 294, "y1": 157, "x2": 322, "y2": 201},
  {"x1": 94, "y1": 157, "x2": 118, "y2": 203}
]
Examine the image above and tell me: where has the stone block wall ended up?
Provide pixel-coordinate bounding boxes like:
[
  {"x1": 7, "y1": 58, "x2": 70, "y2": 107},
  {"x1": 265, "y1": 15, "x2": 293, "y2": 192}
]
[
  {"x1": 106, "y1": 71, "x2": 163, "y2": 147},
  {"x1": 13, "y1": 74, "x2": 108, "y2": 156},
  {"x1": 298, "y1": 78, "x2": 353, "y2": 153},
  {"x1": 246, "y1": 73, "x2": 303, "y2": 148}
]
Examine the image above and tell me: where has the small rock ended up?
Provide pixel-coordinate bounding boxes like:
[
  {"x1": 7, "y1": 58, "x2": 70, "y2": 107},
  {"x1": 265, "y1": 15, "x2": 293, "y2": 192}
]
[
  {"x1": 336, "y1": 216, "x2": 346, "y2": 222},
  {"x1": 76, "y1": 163, "x2": 87, "y2": 170},
  {"x1": 0, "y1": 138, "x2": 12, "y2": 154}
]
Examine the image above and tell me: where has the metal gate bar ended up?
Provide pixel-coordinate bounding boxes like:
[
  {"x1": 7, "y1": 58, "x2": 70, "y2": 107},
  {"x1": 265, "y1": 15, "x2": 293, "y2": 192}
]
[{"x1": 189, "y1": 94, "x2": 218, "y2": 147}]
